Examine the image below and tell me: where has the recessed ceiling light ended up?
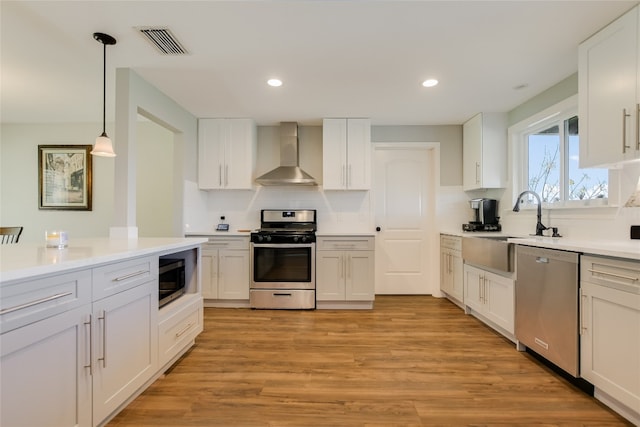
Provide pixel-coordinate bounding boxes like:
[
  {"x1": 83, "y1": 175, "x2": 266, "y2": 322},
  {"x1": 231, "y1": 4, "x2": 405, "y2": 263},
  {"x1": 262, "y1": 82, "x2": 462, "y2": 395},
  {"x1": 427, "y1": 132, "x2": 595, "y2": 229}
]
[
  {"x1": 422, "y1": 79, "x2": 438, "y2": 88},
  {"x1": 267, "y1": 78, "x2": 283, "y2": 87}
]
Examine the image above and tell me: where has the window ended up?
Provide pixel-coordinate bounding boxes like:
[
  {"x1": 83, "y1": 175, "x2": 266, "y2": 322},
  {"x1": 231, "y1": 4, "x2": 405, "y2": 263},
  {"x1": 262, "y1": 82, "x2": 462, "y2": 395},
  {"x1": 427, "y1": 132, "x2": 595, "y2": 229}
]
[{"x1": 517, "y1": 98, "x2": 608, "y2": 207}]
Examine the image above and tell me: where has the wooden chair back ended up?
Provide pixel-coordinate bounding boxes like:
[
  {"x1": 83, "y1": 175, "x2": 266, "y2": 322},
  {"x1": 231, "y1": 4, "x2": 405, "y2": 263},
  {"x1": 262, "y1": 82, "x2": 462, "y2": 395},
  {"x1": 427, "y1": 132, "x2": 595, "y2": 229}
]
[{"x1": 1, "y1": 226, "x2": 23, "y2": 244}]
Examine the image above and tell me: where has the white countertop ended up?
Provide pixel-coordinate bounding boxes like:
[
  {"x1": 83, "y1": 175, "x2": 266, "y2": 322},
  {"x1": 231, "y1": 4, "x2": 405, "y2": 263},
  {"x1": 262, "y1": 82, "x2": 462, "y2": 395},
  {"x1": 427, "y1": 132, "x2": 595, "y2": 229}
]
[
  {"x1": 186, "y1": 231, "x2": 252, "y2": 237},
  {"x1": 507, "y1": 236, "x2": 640, "y2": 261},
  {"x1": 441, "y1": 230, "x2": 640, "y2": 261},
  {"x1": 0, "y1": 237, "x2": 208, "y2": 284}
]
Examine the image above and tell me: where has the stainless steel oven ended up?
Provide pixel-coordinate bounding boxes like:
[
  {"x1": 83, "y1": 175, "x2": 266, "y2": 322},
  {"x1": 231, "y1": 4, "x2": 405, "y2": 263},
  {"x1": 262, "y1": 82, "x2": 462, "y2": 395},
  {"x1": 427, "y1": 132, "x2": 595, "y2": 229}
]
[{"x1": 250, "y1": 209, "x2": 316, "y2": 309}]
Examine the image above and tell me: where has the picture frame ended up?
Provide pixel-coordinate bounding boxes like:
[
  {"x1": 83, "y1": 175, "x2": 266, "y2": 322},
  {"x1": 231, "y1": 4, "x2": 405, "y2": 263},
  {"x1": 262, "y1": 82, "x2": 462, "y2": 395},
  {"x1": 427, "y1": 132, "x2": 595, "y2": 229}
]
[{"x1": 38, "y1": 145, "x2": 92, "y2": 210}]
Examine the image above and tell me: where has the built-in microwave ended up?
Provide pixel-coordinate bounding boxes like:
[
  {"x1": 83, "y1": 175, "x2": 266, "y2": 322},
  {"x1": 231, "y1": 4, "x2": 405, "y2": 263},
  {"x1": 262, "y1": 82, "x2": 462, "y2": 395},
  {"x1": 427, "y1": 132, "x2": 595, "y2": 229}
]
[{"x1": 158, "y1": 258, "x2": 186, "y2": 308}]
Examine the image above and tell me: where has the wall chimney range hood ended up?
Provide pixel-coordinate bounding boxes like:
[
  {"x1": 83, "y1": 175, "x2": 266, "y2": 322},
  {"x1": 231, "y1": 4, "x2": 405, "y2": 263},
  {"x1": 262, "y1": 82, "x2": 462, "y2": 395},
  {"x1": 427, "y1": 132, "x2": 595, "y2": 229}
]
[{"x1": 255, "y1": 122, "x2": 317, "y2": 186}]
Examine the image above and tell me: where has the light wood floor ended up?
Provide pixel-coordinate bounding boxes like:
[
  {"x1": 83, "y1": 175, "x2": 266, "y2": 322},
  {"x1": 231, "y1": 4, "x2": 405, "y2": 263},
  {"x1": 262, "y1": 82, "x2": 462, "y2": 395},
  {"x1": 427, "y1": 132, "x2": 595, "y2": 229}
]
[{"x1": 108, "y1": 296, "x2": 632, "y2": 426}]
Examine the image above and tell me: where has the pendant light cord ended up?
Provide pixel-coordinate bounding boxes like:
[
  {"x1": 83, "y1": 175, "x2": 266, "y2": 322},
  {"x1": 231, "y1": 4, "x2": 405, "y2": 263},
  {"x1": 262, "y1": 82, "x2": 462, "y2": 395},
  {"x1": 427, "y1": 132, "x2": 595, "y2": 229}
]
[{"x1": 102, "y1": 41, "x2": 107, "y2": 136}]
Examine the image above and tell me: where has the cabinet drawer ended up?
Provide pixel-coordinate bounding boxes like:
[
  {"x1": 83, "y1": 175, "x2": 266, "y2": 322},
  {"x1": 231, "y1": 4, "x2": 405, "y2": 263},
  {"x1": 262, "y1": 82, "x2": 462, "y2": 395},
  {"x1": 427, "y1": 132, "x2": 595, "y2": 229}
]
[
  {"x1": 158, "y1": 296, "x2": 203, "y2": 366},
  {"x1": 0, "y1": 269, "x2": 91, "y2": 334},
  {"x1": 317, "y1": 236, "x2": 374, "y2": 251},
  {"x1": 92, "y1": 256, "x2": 158, "y2": 301},
  {"x1": 203, "y1": 237, "x2": 249, "y2": 250},
  {"x1": 581, "y1": 255, "x2": 640, "y2": 294},
  {"x1": 440, "y1": 234, "x2": 462, "y2": 251}
]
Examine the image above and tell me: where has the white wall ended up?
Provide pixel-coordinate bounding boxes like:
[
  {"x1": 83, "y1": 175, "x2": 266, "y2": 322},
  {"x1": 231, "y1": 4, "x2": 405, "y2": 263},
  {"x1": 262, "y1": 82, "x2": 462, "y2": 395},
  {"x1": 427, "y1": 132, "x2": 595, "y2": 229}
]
[{"x1": 1, "y1": 122, "x2": 114, "y2": 242}]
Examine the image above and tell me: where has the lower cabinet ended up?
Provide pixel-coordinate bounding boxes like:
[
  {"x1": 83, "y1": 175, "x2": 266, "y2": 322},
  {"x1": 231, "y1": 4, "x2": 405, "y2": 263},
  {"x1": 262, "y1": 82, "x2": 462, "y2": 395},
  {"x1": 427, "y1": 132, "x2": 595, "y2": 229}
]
[
  {"x1": 1, "y1": 305, "x2": 92, "y2": 427},
  {"x1": 463, "y1": 264, "x2": 515, "y2": 339},
  {"x1": 316, "y1": 236, "x2": 375, "y2": 308},
  {"x1": 91, "y1": 281, "x2": 157, "y2": 425},
  {"x1": 201, "y1": 237, "x2": 250, "y2": 304},
  {"x1": 158, "y1": 295, "x2": 203, "y2": 366},
  {"x1": 580, "y1": 255, "x2": 640, "y2": 425},
  {"x1": 440, "y1": 234, "x2": 463, "y2": 305}
]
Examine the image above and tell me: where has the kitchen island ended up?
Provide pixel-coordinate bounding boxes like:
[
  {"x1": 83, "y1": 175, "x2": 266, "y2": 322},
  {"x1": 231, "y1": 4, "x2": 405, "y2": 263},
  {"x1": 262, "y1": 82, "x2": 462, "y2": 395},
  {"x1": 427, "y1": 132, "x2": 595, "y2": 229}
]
[{"x1": 0, "y1": 237, "x2": 207, "y2": 427}]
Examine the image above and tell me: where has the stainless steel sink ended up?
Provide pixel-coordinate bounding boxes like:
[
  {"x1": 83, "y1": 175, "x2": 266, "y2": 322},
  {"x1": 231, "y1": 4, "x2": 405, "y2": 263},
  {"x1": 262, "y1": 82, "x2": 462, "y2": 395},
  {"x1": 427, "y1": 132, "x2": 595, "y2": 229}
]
[{"x1": 462, "y1": 235, "x2": 515, "y2": 272}]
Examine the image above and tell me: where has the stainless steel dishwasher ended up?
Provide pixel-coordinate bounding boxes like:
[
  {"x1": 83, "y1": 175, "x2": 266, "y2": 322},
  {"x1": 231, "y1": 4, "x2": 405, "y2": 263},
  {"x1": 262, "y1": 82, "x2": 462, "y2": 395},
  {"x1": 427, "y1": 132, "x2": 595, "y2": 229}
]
[{"x1": 515, "y1": 245, "x2": 580, "y2": 377}]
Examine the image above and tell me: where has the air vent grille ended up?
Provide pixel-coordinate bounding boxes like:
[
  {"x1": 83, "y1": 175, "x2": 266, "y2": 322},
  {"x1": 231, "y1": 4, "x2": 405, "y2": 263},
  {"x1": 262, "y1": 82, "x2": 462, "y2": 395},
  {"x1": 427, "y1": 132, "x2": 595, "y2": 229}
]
[{"x1": 136, "y1": 27, "x2": 188, "y2": 55}]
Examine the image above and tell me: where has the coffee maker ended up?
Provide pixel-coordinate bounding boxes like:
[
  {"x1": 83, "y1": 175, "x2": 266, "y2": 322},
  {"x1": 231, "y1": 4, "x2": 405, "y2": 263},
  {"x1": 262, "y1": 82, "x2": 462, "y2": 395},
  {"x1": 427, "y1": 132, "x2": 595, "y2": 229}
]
[{"x1": 463, "y1": 198, "x2": 501, "y2": 231}]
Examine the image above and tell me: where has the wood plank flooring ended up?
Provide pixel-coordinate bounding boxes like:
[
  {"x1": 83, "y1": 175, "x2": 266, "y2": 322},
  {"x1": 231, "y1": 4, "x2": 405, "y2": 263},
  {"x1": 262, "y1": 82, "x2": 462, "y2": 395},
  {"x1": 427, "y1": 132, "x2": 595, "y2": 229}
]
[{"x1": 108, "y1": 296, "x2": 632, "y2": 426}]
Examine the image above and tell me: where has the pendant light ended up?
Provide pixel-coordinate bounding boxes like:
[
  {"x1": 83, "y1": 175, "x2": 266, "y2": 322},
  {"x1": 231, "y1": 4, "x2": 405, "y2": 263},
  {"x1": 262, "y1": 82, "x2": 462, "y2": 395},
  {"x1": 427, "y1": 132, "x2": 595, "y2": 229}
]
[{"x1": 91, "y1": 32, "x2": 117, "y2": 157}]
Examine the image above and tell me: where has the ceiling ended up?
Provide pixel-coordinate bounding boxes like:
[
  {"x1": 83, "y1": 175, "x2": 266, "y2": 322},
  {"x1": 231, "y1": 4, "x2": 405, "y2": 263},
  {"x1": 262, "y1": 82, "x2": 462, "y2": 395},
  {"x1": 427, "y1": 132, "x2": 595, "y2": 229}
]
[{"x1": 1, "y1": 1, "x2": 637, "y2": 126}]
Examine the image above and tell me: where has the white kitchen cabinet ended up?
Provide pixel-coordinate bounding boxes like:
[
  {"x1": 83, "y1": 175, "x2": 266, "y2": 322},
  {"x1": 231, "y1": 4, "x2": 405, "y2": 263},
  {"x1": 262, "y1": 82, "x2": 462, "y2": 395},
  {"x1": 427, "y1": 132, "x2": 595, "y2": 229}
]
[
  {"x1": 579, "y1": 5, "x2": 640, "y2": 168},
  {"x1": 91, "y1": 280, "x2": 157, "y2": 425},
  {"x1": 440, "y1": 234, "x2": 463, "y2": 306},
  {"x1": 316, "y1": 236, "x2": 375, "y2": 308},
  {"x1": 463, "y1": 264, "x2": 514, "y2": 339},
  {"x1": 201, "y1": 236, "x2": 250, "y2": 304},
  {"x1": 198, "y1": 118, "x2": 257, "y2": 189},
  {"x1": 322, "y1": 118, "x2": 371, "y2": 190},
  {"x1": 462, "y1": 112, "x2": 508, "y2": 191},
  {"x1": 158, "y1": 294, "x2": 203, "y2": 366},
  {"x1": 1, "y1": 305, "x2": 92, "y2": 427},
  {"x1": 580, "y1": 255, "x2": 640, "y2": 425}
]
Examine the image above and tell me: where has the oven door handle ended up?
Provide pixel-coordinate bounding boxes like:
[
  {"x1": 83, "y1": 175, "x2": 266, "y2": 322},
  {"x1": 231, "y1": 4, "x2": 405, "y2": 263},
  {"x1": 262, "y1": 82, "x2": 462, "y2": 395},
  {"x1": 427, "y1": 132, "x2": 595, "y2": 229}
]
[{"x1": 251, "y1": 243, "x2": 315, "y2": 249}]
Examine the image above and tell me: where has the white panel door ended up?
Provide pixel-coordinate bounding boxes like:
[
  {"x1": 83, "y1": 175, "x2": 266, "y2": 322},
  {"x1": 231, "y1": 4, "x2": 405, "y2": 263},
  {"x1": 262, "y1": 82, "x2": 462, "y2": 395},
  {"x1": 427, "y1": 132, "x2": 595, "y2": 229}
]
[{"x1": 373, "y1": 144, "x2": 437, "y2": 294}]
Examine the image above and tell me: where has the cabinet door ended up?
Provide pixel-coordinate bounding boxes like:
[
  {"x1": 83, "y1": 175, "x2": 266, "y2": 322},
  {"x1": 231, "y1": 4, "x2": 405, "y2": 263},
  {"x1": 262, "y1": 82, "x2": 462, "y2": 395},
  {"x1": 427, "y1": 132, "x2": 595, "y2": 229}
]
[
  {"x1": 198, "y1": 119, "x2": 225, "y2": 189},
  {"x1": 484, "y1": 272, "x2": 515, "y2": 334},
  {"x1": 201, "y1": 249, "x2": 219, "y2": 299},
  {"x1": 1, "y1": 306, "x2": 91, "y2": 427},
  {"x1": 345, "y1": 251, "x2": 374, "y2": 301},
  {"x1": 218, "y1": 250, "x2": 249, "y2": 300},
  {"x1": 322, "y1": 118, "x2": 348, "y2": 189},
  {"x1": 224, "y1": 118, "x2": 256, "y2": 190},
  {"x1": 463, "y1": 113, "x2": 482, "y2": 190},
  {"x1": 345, "y1": 118, "x2": 371, "y2": 190},
  {"x1": 440, "y1": 248, "x2": 452, "y2": 294},
  {"x1": 316, "y1": 250, "x2": 345, "y2": 300},
  {"x1": 450, "y1": 251, "x2": 464, "y2": 302},
  {"x1": 92, "y1": 282, "x2": 158, "y2": 425},
  {"x1": 463, "y1": 264, "x2": 483, "y2": 311},
  {"x1": 579, "y1": 6, "x2": 639, "y2": 167},
  {"x1": 581, "y1": 281, "x2": 640, "y2": 412}
]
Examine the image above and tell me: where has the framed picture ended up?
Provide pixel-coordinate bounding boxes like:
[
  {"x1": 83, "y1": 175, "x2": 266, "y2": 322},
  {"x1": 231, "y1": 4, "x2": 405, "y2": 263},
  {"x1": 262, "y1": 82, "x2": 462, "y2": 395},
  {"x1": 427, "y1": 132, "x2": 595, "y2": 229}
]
[{"x1": 38, "y1": 145, "x2": 92, "y2": 210}]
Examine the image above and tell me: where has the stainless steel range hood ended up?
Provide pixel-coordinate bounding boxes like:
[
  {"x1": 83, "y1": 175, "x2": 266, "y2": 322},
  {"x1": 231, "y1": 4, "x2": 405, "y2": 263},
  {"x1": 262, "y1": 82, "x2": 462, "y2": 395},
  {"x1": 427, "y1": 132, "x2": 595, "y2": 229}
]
[{"x1": 255, "y1": 122, "x2": 317, "y2": 186}]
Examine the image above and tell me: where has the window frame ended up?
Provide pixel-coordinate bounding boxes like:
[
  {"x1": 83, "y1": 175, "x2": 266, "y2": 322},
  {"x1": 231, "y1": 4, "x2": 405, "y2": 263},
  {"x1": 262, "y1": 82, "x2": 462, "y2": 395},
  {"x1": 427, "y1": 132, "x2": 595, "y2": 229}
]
[{"x1": 510, "y1": 94, "x2": 614, "y2": 210}]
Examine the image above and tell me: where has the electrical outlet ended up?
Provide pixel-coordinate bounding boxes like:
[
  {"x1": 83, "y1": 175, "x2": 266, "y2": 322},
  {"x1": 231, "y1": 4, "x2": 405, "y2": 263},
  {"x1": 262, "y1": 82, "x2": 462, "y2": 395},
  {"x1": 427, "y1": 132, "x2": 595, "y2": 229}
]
[{"x1": 631, "y1": 225, "x2": 640, "y2": 240}]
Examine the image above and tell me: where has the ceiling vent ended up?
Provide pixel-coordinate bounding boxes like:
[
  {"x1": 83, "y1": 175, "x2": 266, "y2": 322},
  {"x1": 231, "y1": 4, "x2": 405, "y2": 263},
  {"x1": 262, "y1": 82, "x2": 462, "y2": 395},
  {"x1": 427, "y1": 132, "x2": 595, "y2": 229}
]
[{"x1": 136, "y1": 27, "x2": 188, "y2": 55}]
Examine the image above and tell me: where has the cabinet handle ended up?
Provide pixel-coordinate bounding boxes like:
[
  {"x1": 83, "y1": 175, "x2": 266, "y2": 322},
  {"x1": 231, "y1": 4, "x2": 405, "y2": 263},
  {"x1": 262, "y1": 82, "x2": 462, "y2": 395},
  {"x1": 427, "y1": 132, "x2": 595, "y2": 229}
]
[
  {"x1": 580, "y1": 289, "x2": 587, "y2": 335},
  {"x1": 479, "y1": 275, "x2": 484, "y2": 303},
  {"x1": 225, "y1": 164, "x2": 229, "y2": 187},
  {"x1": 113, "y1": 269, "x2": 148, "y2": 282},
  {"x1": 84, "y1": 314, "x2": 93, "y2": 375},
  {"x1": 175, "y1": 322, "x2": 194, "y2": 339},
  {"x1": 346, "y1": 255, "x2": 351, "y2": 279},
  {"x1": 623, "y1": 108, "x2": 631, "y2": 154},
  {"x1": 218, "y1": 164, "x2": 222, "y2": 187},
  {"x1": 475, "y1": 162, "x2": 480, "y2": 184},
  {"x1": 0, "y1": 291, "x2": 73, "y2": 315},
  {"x1": 98, "y1": 310, "x2": 107, "y2": 368},
  {"x1": 587, "y1": 268, "x2": 639, "y2": 282},
  {"x1": 636, "y1": 104, "x2": 639, "y2": 151},
  {"x1": 348, "y1": 164, "x2": 352, "y2": 187}
]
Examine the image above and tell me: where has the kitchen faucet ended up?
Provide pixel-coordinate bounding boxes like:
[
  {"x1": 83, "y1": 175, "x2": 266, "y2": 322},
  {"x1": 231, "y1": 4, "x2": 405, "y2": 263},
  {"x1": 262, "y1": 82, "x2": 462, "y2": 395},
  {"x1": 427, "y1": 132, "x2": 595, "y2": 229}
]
[{"x1": 512, "y1": 190, "x2": 548, "y2": 236}]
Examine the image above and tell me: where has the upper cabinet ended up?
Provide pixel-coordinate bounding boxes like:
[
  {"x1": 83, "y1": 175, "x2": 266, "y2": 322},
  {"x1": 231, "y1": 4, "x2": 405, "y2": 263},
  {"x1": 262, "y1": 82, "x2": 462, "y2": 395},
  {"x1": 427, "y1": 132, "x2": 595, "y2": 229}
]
[
  {"x1": 462, "y1": 113, "x2": 508, "y2": 191},
  {"x1": 323, "y1": 118, "x2": 371, "y2": 190},
  {"x1": 198, "y1": 118, "x2": 257, "y2": 190},
  {"x1": 579, "y1": 5, "x2": 640, "y2": 168}
]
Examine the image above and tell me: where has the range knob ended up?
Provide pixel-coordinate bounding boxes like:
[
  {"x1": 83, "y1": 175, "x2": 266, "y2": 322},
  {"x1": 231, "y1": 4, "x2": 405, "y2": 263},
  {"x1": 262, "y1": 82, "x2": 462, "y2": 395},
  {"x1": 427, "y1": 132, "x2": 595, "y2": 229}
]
[
  {"x1": 266, "y1": 235, "x2": 272, "y2": 242},
  {"x1": 257, "y1": 235, "x2": 264, "y2": 242},
  {"x1": 293, "y1": 236, "x2": 299, "y2": 243},
  {"x1": 301, "y1": 236, "x2": 307, "y2": 243}
]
